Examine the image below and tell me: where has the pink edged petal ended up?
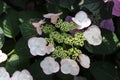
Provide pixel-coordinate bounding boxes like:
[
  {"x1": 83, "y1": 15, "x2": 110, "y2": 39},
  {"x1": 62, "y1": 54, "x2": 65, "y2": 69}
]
[
  {"x1": 60, "y1": 59, "x2": 80, "y2": 75},
  {"x1": 50, "y1": 15, "x2": 59, "y2": 24},
  {"x1": 43, "y1": 12, "x2": 62, "y2": 24},
  {"x1": 32, "y1": 19, "x2": 45, "y2": 35},
  {"x1": 79, "y1": 54, "x2": 90, "y2": 68},
  {"x1": 0, "y1": 67, "x2": 10, "y2": 80},
  {"x1": 43, "y1": 13, "x2": 56, "y2": 18},
  {"x1": 83, "y1": 25, "x2": 102, "y2": 46},
  {"x1": 40, "y1": 57, "x2": 60, "y2": 75},
  {"x1": 46, "y1": 43, "x2": 55, "y2": 54},
  {"x1": 0, "y1": 50, "x2": 8, "y2": 63},
  {"x1": 36, "y1": 27, "x2": 42, "y2": 35},
  {"x1": 72, "y1": 11, "x2": 91, "y2": 29},
  {"x1": 103, "y1": 0, "x2": 112, "y2": 3}
]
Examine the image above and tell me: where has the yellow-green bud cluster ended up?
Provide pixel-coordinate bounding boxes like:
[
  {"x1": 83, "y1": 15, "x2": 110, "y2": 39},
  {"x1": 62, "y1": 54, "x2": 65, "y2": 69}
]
[
  {"x1": 50, "y1": 31, "x2": 85, "y2": 47},
  {"x1": 41, "y1": 18, "x2": 85, "y2": 61},
  {"x1": 42, "y1": 24, "x2": 56, "y2": 34},
  {"x1": 45, "y1": 38, "x2": 54, "y2": 44},
  {"x1": 52, "y1": 46, "x2": 81, "y2": 60},
  {"x1": 55, "y1": 19, "x2": 76, "y2": 32}
]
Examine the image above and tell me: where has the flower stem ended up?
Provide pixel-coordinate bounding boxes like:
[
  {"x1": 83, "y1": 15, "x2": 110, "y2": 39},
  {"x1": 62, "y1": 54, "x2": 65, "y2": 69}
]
[{"x1": 7, "y1": 49, "x2": 15, "y2": 57}]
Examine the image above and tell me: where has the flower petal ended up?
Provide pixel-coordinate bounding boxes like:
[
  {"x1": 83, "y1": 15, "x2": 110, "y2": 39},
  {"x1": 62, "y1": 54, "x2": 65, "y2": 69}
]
[{"x1": 79, "y1": 54, "x2": 90, "y2": 68}]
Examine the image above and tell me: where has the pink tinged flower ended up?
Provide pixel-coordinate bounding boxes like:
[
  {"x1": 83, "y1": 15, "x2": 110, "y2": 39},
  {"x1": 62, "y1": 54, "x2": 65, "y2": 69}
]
[
  {"x1": 40, "y1": 57, "x2": 59, "y2": 75},
  {"x1": 28, "y1": 37, "x2": 47, "y2": 56},
  {"x1": 112, "y1": 0, "x2": 120, "y2": 16},
  {"x1": 100, "y1": 19, "x2": 115, "y2": 32},
  {"x1": 72, "y1": 11, "x2": 91, "y2": 29},
  {"x1": 32, "y1": 19, "x2": 45, "y2": 35},
  {"x1": 78, "y1": 54, "x2": 90, "y2": 68},
  {"x1": 46, "y1": 43, "x2": 55, "y2": 54},
  {"x1": 0, "y1": 50, "x2": 8, "y2": 63},
  {"x1": 43, "y1": 12, "x2": 63, "y2": 24},
  {"x1": 11, "y1": 69, "x2": 33, "y2": 80},
  {"x1": 83, "y1": 25, "x2": 102, "y2": 46},
  {"x1": 0, "y1": 67, "x2": 10, "y2": 80},
  {"x1": 60, "y1": 59, "x2": 80, "y2": 75}
]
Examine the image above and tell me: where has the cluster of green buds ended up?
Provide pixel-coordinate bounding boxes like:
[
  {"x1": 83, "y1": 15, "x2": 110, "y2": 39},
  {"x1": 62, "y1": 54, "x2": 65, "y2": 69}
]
[
  {"x1": 42, "y1": 24, "x2": 56, "y2": 34},
  {"x1": 41, "y1": 18, "x2": 86, "y2": 60},
  {"x1": 49, "y1": 31, "x2": 85, "y2": 47},
  {"x1": 52, "y1": 46, "x2": 82, "y2": 60},
  {"x1": 55, "y1": 19, "x2": 77, "y2": 32}
]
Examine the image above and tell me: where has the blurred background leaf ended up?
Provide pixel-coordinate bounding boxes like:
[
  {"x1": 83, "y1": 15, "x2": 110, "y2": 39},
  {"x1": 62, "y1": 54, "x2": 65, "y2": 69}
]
[
  {"x1": 90, "y1": 61, "x2": 117, "y2": 80},
  {"x1": 2, "y1": 9, "x2": 20, "y2": 38},
  {"x1": 0, "y1": 27, "x2": 4, "y2": 49}
]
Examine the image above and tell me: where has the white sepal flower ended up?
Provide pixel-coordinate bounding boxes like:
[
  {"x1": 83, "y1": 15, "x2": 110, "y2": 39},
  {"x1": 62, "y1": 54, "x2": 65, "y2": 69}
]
[
  {"x1": 32, "y1": 19, "x2": 45, "y2": 35},
  {"x1": 83, "y1": 25, "x2": 102, "y2": 46},
  {"x1": 78, "y1": 54, "x2": 90, "y2": 68},
  {"x1": 40, "y1": 56, "x2": 59, "y2": 75},
  {"x1": 11, "y1": 69, "x2": 33, "y2": 80},
  {"x1": 0, "y1": 50, "x2": 8, "y2": 63},
  {"x1": 46, "y1": 43, "x2": 55, "y2": 54},
  {"x1": 28, "y1": 37, "x2": 47, "y2": 56},
  {"x1": 72, "y1": 11, "x2": 91, "y2": 29},
  {"x1": 43, "y1": 12, "x2": 62, "y2": 24},
  {"x1": 60, "y1": 59, "x2": 79, "y2": 75},
  {"x1": 0, "y1": 67, "x2": 10, "y2": 80}
]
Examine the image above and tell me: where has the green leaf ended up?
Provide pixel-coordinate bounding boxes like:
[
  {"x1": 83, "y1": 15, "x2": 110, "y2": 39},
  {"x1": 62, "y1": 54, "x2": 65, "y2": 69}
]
[
  {"x1": 85, "y1": 29, "x2": 119, "y2": 55},
  {"x1": 18, "y1": 10, "x2": 42, "y2": 23},
  {"x1": 15, "y1": 38, "x2": 32, "y2": 58},
  {"x1": 0, "y1": 27, "x2": 4, "y2": 49},
  {"x1": 19, "y1": 22, "x2": 37, "y2": 40},
  {"x1": 6, "y1": 38, "x2": 32, "y2": 74},
  {"x1": 6, "y1": 0, "x2": 29, "y2": 8},
  {"x1": 56, "y1": 72, "x2": 73, "y2": 80},
  {"x1": 0, "y1": 0, "x2": 4, "y2": 15},
  {"x1": 46, "y1": 0, "x2": 75, "y2": 10},
  {"x1": 90, "y1": 62, "x2": 117, "y2": 80},
  {"x1": 83, "y1": 0, "x2": 104, "y2": 15},
  {"x1": 6, "y1": 53, "x2": 30, "y2": 74},
  {"x1": 2, "y1": 9, "x2": 20, "y2": 38},
  {"x1": 1, "y1": 38, "x2": 15, "y2": 53}
]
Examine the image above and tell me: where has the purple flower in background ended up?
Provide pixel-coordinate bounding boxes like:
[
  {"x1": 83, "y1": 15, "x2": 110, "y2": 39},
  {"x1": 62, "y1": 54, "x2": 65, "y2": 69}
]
[
  {"x1": 65, "y1": 16, "x2": 72, "y2": 22},
  {"x1": 112, "y1": 0, "x2": 120, "y2": 16},
  {"x1": 103, "y1": 0, "x2": 120, "y2": 16},
  {"x1": 100, "y1": 19, "x2": 115, "y2": 32}
]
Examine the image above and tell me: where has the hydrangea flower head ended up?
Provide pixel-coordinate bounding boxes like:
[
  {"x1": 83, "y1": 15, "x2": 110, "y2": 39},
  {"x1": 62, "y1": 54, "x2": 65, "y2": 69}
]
[
  {"x1": 32, "y1": 19, "x2": 45, "y2": 35},
  {"x1": 72, "y1": 11, "x2": 91, "y2": 29},
  {"x1": 43, "y1": 12, "x2": 62, "y2": 24},
  {"x1": 60, "y1": 59, "x2": 80, "y2": 75},
  {"x1": 0, "y1": 67, "x2": 10, "y2": 80},
  {"x1": 40, "y1": 57, "x2": 59, "y2": 75},
  {"x1": 28, "y1": 37, "x2": 47, "y2": 56},
  {"x1": 83, "y1": 25, "x2": 102, "y2": 46},
  {"x1": 0, "y1": 50, "x2": 8, "y2": 63},
  {"x1": 78, "y1": 54, "x2": 90, "y2": 68},
  {"x1": 11, "y1": 69, "x2": 33, "y2": 80}
]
